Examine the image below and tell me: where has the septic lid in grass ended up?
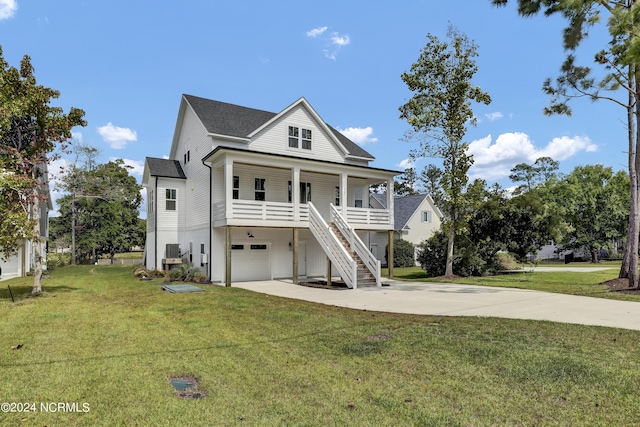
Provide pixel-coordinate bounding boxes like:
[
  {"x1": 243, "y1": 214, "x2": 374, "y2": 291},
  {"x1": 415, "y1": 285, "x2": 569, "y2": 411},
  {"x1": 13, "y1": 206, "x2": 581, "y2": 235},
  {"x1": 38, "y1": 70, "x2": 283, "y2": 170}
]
[{"x1": 169, "y1": 376, "x2": 206, "y2": 399}]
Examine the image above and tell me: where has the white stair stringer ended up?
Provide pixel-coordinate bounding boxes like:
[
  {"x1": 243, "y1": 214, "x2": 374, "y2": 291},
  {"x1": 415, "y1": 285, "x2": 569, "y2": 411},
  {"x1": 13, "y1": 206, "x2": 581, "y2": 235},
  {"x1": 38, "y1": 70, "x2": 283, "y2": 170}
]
[{"x1": 308, "y1": 202, "x2": 358, "y2": 289}]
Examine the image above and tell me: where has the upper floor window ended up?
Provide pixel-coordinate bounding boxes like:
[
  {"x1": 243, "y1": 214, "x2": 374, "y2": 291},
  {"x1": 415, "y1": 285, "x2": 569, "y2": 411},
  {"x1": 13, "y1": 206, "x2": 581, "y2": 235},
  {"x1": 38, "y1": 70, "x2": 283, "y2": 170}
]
[
  {"x1": 288, "y1": 126, "x2": 312, "y2": 150},
  {"x1": 288, "y1": 126, "x2": 299, "y2": 148},
  {"x1": 166, "y1": 189, "x2": 177, "y2": 211},
  {"x1": 255, "y1": 178, "x2": 266, "y2": 201},
  {"x1": 301, "y1": 129, "x2": 312, "y2": 150},
  {"x1": 148, "y1": 190, "x2": 154, "y2": 214},
  {"x1": 183, "y1": 150, "x2": 190, "y2": 164},
  {"x1": 233, "y1": 176, "x2": 239, "y2": 200},
  {"x1": 335, "y1": 186, "x2": 340, "y2": 206},
  {"x1": 354, "y1": 188, "x2": 363, "y2": 208},
  {"x1": 421, "y1": 210, "x2": 432, "y2": 223}
]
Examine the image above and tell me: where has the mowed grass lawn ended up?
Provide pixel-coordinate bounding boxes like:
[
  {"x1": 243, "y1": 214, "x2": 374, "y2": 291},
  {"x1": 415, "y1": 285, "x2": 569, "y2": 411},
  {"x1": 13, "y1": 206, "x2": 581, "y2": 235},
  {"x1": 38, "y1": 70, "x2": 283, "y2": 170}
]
[
  {"x1": 383, "y1": 262, "x2": 640, "y2": 302},
  {"x1": 1, "y1": 265, "x2": 639, "y2": 426}
]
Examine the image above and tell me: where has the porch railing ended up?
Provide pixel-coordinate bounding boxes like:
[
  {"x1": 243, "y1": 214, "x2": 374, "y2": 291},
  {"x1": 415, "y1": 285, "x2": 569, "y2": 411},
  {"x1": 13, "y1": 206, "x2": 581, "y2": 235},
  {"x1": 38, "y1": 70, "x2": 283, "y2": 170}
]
[
  {"x1": 330, "y1": 204, "x2": 381, "y2": 287},
  {"x1": 308, "y1": 202, "x2": 357, "y2": 289}
]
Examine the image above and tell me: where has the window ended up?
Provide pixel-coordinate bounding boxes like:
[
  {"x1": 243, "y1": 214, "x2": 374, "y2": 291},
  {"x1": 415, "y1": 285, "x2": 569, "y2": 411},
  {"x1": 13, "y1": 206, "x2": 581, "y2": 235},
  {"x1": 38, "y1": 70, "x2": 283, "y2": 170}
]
[
  {"x1": 288, "y1": 126, "x2": 299, "y2": 148},
  {"x1": 255, "y1": 178, "x2": 266, "y2": 201},
  {"x1": 148, "y1": 190, "x2": 154, "y2": 214},
  {"x1": 183, "y1": 150, "x2": 190, "y2": 164},
  {"x1": 166, "y1": 189, "x2": 176, "y2": 210},
  {"x1": 233, "y1": 176, "x2": 240, "y2": 200},
  {"x1": 301, "y1": 128, "x2": 312, "y2": 150},
  {"x1": 335, "y1": 186, "x2": 340, "y2": 206},
  {"x1": 354, "y1": 188, "x2": 363, "y2": 208},
  {"x1": 288, "y1": 182, "x2": 311, "y2": 203},
  {"x1": 421, "y1": 210, "x2": 432, "y2": 223}
]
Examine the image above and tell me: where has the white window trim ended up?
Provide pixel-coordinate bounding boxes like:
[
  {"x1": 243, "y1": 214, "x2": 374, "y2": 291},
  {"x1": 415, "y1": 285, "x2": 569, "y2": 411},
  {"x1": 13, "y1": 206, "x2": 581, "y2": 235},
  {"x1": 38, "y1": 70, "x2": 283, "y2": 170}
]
[{"x1": 286, "y1": 125, "x2": 313, "y2": 152}]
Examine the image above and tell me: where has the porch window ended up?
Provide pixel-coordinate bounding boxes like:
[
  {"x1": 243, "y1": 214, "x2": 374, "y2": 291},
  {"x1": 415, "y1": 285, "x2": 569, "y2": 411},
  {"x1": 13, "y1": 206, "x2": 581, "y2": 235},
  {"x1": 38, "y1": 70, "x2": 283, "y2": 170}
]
[
  {"x1": 288, "y1": 126, "x2": 299, "y2": 148},
  {"x1": 166, "y1": 189, "x2": 176, "y2": 211},
  {"x1": 288, "y1": 181, "x2": 311, "y2": 203},
  {"x1": 233, "y1": 176, "x2": 239, "y2": 200},
  {"x1": 255, "y1": 178, "x2": 266, "y2": 201},
  {"x1": 354, "y1": 188, "x2": 363, "y2": 208},
  {"x1": 301, "y1": 128, "x2": 312, "y2": 150},
  {"x1": 335, "y1": 186, "x2": 340, "y2": 206}
]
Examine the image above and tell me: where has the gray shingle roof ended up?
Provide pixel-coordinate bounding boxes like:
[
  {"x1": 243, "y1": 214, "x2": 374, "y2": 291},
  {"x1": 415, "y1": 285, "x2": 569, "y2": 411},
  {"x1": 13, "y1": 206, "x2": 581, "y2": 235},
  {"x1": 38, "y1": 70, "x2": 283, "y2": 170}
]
[
  {"x1": 183, "y1": 94, "x2": 375, "y2": 160},
  {"x1": 146, "y1": 157, "x2": 186, "y2": 179},
  {"x1": 371, "y1": 193, "x2": 429, "y2": 230}
]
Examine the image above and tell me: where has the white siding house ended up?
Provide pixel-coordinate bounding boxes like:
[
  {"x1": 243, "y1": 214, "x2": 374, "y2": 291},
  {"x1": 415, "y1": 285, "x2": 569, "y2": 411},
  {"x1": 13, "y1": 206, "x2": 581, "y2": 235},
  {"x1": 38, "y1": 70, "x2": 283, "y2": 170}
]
[{"x1": 143, "y1": 95, "x2": 400, "y2": 288}]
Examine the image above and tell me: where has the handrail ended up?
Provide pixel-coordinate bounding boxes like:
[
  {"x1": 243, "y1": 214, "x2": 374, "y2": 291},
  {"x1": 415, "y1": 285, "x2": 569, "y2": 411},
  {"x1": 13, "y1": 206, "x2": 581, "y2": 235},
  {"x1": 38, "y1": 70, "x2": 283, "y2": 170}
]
[
  {"x1": 330, "y1": 204, "x2": 381, "y2": 287},
  {"x1": 308, "y1": 202, "x2": 357, "y2": 288}
]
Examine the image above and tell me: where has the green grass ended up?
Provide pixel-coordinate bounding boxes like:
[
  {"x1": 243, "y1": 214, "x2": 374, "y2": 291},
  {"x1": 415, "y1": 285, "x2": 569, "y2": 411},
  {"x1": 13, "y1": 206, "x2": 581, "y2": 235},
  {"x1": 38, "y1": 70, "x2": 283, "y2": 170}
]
[
  {"x1": 383, "y1": 264, "x2": 640, "y2": 301},
  {"x1": 1, "y1": 265, "x2": 640, "y2": 425}
]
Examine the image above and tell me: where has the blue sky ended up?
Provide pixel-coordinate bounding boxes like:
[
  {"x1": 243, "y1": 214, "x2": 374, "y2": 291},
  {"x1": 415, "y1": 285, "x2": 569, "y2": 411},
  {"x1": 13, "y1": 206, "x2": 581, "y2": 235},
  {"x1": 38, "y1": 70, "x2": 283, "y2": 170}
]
[{"x1": 1, "y1": 1, "x2": 626, "y2": 217}]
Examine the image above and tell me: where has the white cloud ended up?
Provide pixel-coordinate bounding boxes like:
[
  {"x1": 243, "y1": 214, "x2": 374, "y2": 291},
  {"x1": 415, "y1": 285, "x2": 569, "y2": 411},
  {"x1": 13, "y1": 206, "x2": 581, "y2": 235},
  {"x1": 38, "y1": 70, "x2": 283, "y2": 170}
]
[
  {"x1": 306, "y1": 26, "x2": 328, "y2": 37},
  {"x1": 331, "y1": 33, "x2": 351, "y2": 46},
  {"x1": 337, "y1": 126, "x2": 378, "y2": 145},
  {"x1": 306, "y1": 26, "x2": 350, "y2": 60},
  {"x1": 0, "y1": 0, "x2": 17, "y2": 20},
  {"x1": 110, "y1": 157, "x2": 144, "y2": 176},
  {"x1": 97, "y1": 122, "x2": 137, "y2": 149},
  {"x1": 71, "y1": 131, "x2": 83, "y2": 143},
  {"x1": 467, "y1": 132, "x2": 597, "y2": 180},
  {"x1": 485, "y1": 112, "x2": 503, "y2": 122},
  {"x1": 397, "y1": 158, "x2": 414, "y2": 169}
]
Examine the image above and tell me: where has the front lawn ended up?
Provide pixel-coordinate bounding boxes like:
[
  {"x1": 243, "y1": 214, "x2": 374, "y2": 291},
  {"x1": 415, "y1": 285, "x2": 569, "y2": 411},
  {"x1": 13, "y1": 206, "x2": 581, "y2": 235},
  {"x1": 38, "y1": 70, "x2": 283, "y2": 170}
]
[{"x1": 1, "y1": 265, "x2": 639, "y2": 425}]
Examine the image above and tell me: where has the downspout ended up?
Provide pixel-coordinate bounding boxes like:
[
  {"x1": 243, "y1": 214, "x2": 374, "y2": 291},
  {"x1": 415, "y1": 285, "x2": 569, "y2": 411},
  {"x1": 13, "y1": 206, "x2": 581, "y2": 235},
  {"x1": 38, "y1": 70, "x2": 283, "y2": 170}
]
[
  {"x1": 154, "y1": 176, "x2": 158, "y2": 270},
  {"x1": 202, "y1": 158, "x2": 212, "y2": 281}
]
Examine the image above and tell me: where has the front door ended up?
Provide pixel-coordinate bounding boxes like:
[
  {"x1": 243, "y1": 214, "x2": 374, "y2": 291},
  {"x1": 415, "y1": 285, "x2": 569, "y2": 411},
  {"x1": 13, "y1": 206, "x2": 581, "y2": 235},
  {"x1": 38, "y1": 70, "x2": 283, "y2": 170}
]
[{"x1": 298, "y1": 240, "x2": 307, "y2": 277}]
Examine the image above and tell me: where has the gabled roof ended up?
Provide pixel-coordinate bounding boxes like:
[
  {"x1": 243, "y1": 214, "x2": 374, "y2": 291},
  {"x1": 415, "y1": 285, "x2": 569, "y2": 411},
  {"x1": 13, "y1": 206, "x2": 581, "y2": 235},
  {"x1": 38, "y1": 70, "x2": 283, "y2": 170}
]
[
  {"x1": 371, "y1": 193, "x2": 442, "y2": 230},
  {"x1": 182, "y1": 94, "x2": 375, "y2": 160},
  {"x1": 146, "y1": 157, "x2": 186, "y2": 179}
]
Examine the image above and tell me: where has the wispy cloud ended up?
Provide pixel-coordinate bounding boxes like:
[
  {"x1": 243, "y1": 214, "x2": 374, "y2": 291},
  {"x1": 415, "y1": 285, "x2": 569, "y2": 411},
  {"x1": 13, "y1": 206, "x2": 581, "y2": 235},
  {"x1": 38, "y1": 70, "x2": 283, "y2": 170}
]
[
  {"x1": 97, "y1": 122, "x2": 137, "y2": 149},
  {"x1": 306, "y1": 26, "x2": 351, "y2": 60},
  {"x1": 467, "y1": 132, "x2": 598, "y2": 180},
  {"x1": 0, "y1": 0, "x2": 17, "y2": 20},
  {"x1": 306, "y1": 26, "x2": 328, "y2": 38},
  {"x1": 484, "y1": 112, "x2": 503, "y2": 122},
  {"x1": 337, "y1": 126, "x2": 377, "y2": 145},
  {"x1": 397, "y1": 158, "x2": 414, "y2": 170}
]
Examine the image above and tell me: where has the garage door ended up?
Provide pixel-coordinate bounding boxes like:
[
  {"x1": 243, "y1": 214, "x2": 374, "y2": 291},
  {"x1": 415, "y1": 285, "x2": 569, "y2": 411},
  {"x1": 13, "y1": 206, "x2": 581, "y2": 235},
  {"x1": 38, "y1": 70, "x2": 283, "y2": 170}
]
[{"x1": 231, "y1": 243, "x2": 271, "y2": 282}]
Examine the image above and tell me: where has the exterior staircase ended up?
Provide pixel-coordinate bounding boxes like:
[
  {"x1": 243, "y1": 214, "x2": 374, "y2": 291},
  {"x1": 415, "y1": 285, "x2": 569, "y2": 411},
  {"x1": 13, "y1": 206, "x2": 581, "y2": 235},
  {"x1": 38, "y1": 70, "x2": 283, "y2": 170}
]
[
  {"x1": 329, "y1": 223, "x2": 378, "y2": 287},
  {"x1": 308, "y1": 201, "x2": 381, "y2": 289}
]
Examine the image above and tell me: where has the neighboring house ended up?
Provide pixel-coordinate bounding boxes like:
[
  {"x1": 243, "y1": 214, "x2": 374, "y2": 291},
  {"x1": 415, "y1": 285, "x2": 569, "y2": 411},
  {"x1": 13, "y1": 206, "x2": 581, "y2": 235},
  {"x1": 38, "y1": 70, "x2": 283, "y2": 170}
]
[
  {"x1": 368, "y1": 193, "x2": 443, "y2": 265},
  {"x1": 0, "y1": 167, "x2": 52, "y2": 282},
  {"x1": 142, "y1": 94, "x2": 399, "y2": 288}
]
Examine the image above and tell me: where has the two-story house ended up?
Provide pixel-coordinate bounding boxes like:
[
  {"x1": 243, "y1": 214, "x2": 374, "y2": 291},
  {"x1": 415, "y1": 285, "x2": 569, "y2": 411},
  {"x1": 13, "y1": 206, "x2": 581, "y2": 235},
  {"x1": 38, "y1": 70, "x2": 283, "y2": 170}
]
[{"x1": 143, "y1": 95, "x2": 399, "y2": 288}]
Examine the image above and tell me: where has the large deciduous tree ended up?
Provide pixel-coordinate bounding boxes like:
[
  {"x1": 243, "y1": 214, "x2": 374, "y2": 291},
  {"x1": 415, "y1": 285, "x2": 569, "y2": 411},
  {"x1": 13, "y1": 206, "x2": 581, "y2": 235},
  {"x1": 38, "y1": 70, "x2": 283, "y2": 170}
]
[
  {"x1": 0, "y1": 47, "x2": 86, "y2": 294},
  {"x1": 492, "y1": 0, "x2": 640, "y2": 287},
  {"x1": 399, "y1": 26, "x2": 491, "y2": 276}
]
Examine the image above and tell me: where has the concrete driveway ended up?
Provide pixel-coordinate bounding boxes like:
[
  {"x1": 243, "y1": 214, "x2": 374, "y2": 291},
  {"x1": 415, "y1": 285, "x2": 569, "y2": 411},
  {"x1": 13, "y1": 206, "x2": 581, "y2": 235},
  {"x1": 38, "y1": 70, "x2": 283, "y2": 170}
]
[{"x1": 234, "y1": 279, "x2": 640, "y2": 331}]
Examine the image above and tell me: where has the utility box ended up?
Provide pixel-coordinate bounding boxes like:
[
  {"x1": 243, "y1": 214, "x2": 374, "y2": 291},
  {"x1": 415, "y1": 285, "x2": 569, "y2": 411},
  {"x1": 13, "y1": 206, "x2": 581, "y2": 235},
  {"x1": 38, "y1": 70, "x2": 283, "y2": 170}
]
[
  {"x1": 201, "y1": 253, "x2": 208, "y2": 264},
  {"x1": 166, "y1": 244, "x2": 180, "y2": 259}
]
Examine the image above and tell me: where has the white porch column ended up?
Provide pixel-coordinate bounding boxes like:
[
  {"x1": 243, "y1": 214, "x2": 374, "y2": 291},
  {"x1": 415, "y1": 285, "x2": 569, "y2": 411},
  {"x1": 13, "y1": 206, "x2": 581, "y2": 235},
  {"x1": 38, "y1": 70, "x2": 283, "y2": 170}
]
[
  {"x1": 292, "y1": 166, "x2": 300, "y2": 221},
  {"x1": 340, "y1": 172, "x2": 348, "y2": 218},
  {"x1": 224, "y1": 157, "x2": 234, "y2": 219},
  {"x1": 387, "y1": 177, "x2": 395, "y2": 229}
]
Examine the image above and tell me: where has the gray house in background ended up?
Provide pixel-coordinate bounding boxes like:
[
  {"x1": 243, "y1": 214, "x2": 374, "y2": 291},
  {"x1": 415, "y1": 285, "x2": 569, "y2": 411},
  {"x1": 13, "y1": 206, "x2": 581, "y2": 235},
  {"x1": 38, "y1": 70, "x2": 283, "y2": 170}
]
[{"x1": 368, "y1": 193, "x2": 443, "y2": 265}]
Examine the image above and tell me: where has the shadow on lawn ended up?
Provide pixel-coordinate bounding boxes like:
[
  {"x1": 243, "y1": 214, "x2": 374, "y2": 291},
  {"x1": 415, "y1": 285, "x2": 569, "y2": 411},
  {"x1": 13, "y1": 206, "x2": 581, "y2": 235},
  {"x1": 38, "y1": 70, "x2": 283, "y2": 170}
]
[{"x1": 0, "y1": 284, "x2": 78, "y2": 301}]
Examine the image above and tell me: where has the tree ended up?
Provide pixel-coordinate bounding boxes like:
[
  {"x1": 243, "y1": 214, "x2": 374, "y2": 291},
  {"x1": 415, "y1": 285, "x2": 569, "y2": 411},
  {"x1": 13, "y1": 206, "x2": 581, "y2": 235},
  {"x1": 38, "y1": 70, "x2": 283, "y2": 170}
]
[
  {"x1": 509, "y1": 156, "x2": 560, "y2": 192},
  {"x1": 0, "y1": 47, "x2": 86, "y2": 294},
  {"x1": 395, "y1": 167, "x2": 420, "y2": 196},
  {"x1": 492, "y1": 0, "x2": 640, "y2": 287},
  {"x1": 399, "y1": 25, "x2": 491, "y2": 276},
  {"x1": 56, "y1": 159, "x2": 142, "y2": 263},
  {"x1": 420, "y1": 164, "x2": 445, "y2": 207},
  {"x1": 551, "y1": 165, "x2": 629, "y2": 262}
]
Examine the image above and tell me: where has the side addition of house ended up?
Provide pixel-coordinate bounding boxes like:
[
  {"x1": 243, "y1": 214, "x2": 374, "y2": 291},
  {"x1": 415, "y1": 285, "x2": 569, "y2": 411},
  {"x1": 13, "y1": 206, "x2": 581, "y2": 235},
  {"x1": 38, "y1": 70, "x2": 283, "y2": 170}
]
[{"x1": 143, "y1": 95, "x2": 400, "y2": 288}]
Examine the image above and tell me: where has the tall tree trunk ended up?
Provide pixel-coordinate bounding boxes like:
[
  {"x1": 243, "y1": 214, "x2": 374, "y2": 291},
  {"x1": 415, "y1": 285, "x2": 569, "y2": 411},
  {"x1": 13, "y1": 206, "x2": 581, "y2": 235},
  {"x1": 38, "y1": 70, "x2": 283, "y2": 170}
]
[
  {"x1": 31, "y1": 186, "x2": 43, "y2": 296},
  {"x1": 445, "y1": 222, "x2": 455, "y2": 276}
]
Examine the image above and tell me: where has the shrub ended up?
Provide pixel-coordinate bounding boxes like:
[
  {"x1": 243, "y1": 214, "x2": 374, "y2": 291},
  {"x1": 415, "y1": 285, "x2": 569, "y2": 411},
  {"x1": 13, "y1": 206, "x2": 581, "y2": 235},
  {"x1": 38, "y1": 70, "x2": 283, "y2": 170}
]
[
  {"x1": 46, "y1": 253, "x2": 71, "y2": 272},
  {"x1": 385, "y1": 239, "x2": 416, "y2": 268},
  {"x1": 497, "y1": 252, "x2": 518, "y2": 270}
]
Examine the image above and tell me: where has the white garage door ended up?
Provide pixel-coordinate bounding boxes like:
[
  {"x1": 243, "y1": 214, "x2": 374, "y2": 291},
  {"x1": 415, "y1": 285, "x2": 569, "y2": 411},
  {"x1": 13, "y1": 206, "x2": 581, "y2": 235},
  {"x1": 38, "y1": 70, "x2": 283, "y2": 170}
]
[{"x1": 231, "y1": 243, "x2": 271, "y2": 282}]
